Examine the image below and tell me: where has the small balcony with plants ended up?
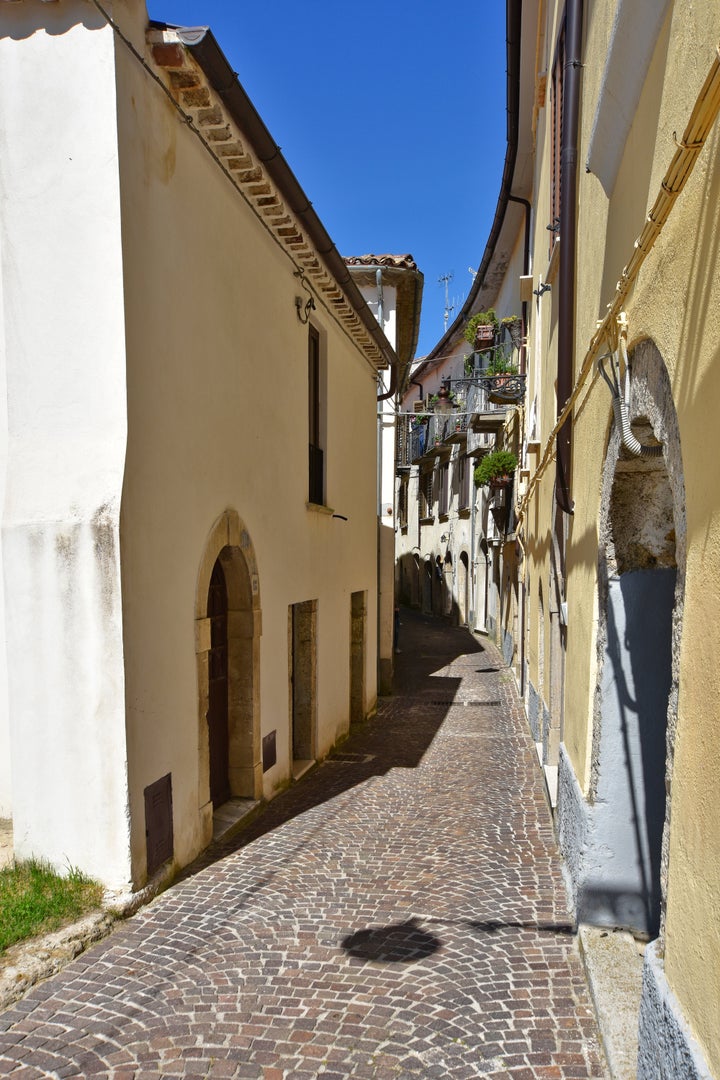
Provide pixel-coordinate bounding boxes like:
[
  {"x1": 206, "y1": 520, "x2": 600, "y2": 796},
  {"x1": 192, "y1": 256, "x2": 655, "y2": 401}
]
[{"x1": 463, "y1": 309, "x2": 526, "y2": 407}]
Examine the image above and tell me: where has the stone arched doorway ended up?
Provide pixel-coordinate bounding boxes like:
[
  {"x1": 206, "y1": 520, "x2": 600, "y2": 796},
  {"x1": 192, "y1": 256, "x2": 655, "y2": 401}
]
[
  {"x1": 422, "y1": 558, "x2": 433, "y2": 614},
  {"x1": 458, "y1": 551, "x2": 470, "y2": 626},
  {"x1": 586, "y1": 339, "x2": 685, "y2": 938},
  {"x1": 412, "y1": 552, "x2": 421, "y2": 609},
  {"x1": 195, "y1": 511, "x2": 262, "y2": 837}
]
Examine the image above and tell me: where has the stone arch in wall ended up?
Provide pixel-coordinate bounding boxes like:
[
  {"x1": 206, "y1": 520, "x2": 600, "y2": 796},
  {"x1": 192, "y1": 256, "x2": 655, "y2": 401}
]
[
  {"x1": 422, "y1": 557, "x2": 433, "y2": 614},
  {"x1": 195, "y1": 510, "x2": 262, "y2": 835},
  {"x1": 586, "y1": 339, "x2": 685, "y2": 938},
  {"x1": 458, "y1": 551, "x2": 470, "y2": 626},
  {"x1": 412, "y1": 552, "x2": 421, "y2": 609}
]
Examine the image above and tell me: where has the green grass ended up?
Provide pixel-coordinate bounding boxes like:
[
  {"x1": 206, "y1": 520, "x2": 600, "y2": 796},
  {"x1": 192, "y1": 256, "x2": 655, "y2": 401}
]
[{"x1": 0, "y1": 859, "x2": 105, "y2": 953}]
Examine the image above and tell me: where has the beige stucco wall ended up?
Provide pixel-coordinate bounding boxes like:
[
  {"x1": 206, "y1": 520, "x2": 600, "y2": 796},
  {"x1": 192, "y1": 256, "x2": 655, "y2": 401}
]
[{"x1": 113, "y1": 32, "x2": 380, "y2": 882}]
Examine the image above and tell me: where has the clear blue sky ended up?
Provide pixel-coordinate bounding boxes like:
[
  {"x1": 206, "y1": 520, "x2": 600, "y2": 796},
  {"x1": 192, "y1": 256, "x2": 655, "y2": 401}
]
[{"x1": 147, "y1": 1, "x2": 508, "y2": 358}]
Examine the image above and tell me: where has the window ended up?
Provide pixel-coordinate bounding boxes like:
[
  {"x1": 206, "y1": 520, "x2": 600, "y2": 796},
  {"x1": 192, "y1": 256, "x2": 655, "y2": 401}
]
[
  {"x1": 396, "y1": 415, "x2": 410, "y2": 468},
  {"x1": 458, "y1": 454, "x2": 472, "y2": 510},
  {"x1": 438, "y1": 461, "x2": 449, "y2": 518},
  {"x1": 398, "y1": 476, "x2": 408, "y2": 529},
  {"x1": 419, "y1": 470, "x2": 433, "y2": 521},
  {"x1": 308, "y1": 325, "x2": 324, "y2": 504}
]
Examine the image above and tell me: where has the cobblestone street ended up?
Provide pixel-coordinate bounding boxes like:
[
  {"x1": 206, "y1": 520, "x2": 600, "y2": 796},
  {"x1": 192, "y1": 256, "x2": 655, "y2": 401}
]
[{"x1": 0, "y1": 612, "x2": 607, "y2": 1079}]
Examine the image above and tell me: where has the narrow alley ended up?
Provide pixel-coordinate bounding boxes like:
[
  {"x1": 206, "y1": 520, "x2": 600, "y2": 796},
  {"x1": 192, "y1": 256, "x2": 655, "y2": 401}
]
[{"x1": 0, "y1": 613, "x2": 606, "y2": 1079}]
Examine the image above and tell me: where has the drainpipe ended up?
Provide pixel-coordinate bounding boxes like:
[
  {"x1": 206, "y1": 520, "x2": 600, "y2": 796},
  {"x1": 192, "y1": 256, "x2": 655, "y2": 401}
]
[
  {"x1": 376, "y1": 268, "x2": 396, "y2": 403},
  {"x1": 508, "y1": 195, "x2": 531, "y2": 374},
  {"x1": 555, "y1": 0, "x2": 584, "y2": 515}
]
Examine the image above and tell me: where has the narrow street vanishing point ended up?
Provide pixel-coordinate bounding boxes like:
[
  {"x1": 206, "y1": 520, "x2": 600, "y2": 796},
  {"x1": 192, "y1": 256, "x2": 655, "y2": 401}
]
[{"x1": 0, "y1": 613, "x2": 607, "y2": 1079}]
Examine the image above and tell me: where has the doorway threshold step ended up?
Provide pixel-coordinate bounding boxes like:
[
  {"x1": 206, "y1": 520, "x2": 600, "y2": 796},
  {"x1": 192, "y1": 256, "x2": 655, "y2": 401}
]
[
  {"x1": 212, "y1": 798, "x2": 259, "y2": 843},
  {"x1": 292, "y1": 759, "x2": 315, "y2": 782}
]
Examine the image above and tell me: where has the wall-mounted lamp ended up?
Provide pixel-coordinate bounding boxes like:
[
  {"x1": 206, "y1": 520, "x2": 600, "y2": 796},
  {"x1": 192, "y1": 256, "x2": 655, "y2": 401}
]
[
  {"x1": 546, "y1": 217, "x2": 560, "y2": 233},
  {"x1": 533, "y1": 281, "x2": 552, "y2": 297},
  {"x1": 294, "y1": 269, "x2": 316, "y2": 324}
]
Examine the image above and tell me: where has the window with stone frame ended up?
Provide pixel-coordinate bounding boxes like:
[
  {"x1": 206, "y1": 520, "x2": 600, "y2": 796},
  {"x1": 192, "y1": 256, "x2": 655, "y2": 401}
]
[
  {"x1": 438, "y1": 461, "x2": 450, "y2": 518},
  {"x1": 458, "y1": 453, "x2": 472, "y2": 510},
  {"x1": 398, "y1": 476, "x2": 409, "y2": 529},
  {"x1": 419, "y1": 469, "x2": 434, "y2": 522}
]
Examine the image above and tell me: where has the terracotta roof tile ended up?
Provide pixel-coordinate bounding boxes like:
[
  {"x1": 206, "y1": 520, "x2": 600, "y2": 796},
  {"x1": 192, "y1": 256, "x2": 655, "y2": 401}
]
[{"x1": 344, "y1": 254, "x2": 418, "y2": 271}]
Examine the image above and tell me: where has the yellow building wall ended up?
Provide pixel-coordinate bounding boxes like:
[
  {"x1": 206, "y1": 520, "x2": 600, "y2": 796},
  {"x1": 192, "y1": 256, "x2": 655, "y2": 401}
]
[{"x1": 528, "y1": 0, "x2": 720, "y2": 1067}]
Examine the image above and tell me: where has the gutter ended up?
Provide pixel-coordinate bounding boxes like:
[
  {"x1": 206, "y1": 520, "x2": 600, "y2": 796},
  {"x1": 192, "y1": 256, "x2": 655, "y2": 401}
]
[
  {"x1": 158, "y1": 23, "x2": 399, "y2": 374},
  {"x1": 422, "y1": 0, "x2": 523, "y2": 367}
]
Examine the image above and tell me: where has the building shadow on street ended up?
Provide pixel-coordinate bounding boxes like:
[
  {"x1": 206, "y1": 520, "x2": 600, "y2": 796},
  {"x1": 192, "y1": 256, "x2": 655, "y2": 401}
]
[{"x1": 178, "y1": 609, "x2": 490, "y2": 882}]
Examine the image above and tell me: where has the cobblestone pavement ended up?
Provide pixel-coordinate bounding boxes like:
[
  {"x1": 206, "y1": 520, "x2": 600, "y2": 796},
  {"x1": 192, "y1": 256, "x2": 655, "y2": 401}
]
[{"x1": 0, "y1": 612, "x2": 607, "y2": 1079}]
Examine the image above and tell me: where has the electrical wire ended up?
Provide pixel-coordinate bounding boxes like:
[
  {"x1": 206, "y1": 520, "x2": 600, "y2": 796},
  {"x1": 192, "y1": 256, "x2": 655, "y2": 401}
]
[{"x1": 516, "y1": 41, "x2": 720, "y2": 533}]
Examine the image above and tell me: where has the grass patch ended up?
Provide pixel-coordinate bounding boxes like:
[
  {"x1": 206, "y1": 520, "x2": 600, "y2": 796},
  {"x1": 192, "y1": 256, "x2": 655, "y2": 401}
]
[{"x1": 0, "y1": 859, "x2": 105, "y2": 953}]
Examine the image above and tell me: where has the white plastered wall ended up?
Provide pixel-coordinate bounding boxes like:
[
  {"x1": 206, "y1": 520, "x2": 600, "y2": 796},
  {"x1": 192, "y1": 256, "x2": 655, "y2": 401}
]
[{"x1": 0, "y1": 6, "x2": 131, "y2": 886}]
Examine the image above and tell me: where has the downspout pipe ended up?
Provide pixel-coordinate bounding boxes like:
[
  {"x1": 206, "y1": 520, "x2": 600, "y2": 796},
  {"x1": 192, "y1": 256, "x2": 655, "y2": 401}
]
[
  {"x1": 508, "y1": 194, "x2": 531, "y2": 372},
  {"x1": 555, "y1": 0, "x2": 584, "y2": 514}
]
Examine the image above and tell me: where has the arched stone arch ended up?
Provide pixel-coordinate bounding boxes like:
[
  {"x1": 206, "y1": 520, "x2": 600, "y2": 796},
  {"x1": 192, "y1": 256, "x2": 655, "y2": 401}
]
[
  {"x1": 195, "y1": 510, "x2": 262, "y2": 840},
  {"x1": 458, "y1": 550, "x2": 470, "y2": 626},
  {"x1": 562, "y1": 338, "x2": 685, "y2": 939}
]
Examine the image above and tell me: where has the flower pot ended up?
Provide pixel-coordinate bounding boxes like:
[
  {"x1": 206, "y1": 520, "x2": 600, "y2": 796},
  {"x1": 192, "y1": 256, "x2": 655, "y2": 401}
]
[
  {"x1": 474, "y1": 324, "x2": 495, "y2": 349},
  {"x1": 502, "y1": 318, "x2": 523, "y2": 350}
]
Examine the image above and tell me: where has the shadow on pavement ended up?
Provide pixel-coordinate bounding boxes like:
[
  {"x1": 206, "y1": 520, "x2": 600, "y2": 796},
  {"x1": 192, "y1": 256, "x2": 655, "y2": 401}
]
[
  {"x1": 341, "y1": 919, "x2": 442, "y2": 963},
  {"x1": 178, "y1": 610, "x2": 490, "y2": 882}
]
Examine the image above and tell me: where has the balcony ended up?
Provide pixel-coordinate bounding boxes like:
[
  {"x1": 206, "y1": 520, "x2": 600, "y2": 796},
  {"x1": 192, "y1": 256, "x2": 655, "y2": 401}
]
[
  {"x1": 480, "y1": 372, "x2": 526, "y2": 406},
  {"x1": 465, "y1": 381, "x2": 509, "y2": 434},
  {"x1": 407, "y1": 372, "x2": 525, "y2": 463}
]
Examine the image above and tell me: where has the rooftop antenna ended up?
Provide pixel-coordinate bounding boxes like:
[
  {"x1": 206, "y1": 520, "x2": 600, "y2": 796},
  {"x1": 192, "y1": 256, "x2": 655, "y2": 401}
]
[{"x1": 439, "y1": 272, "x2": 454, "y2": 332}]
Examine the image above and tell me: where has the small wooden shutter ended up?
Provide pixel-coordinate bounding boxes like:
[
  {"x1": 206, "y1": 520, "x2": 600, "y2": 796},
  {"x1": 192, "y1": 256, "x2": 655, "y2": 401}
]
[{"x1": 145, "y1": 773, "x2": 173, "y2": 877}]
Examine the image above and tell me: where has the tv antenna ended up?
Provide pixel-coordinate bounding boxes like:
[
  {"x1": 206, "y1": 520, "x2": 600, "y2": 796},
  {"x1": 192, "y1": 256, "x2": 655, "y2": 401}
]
[{"x1": 439, "y1": 272, "x2": 454, "y2": 332}]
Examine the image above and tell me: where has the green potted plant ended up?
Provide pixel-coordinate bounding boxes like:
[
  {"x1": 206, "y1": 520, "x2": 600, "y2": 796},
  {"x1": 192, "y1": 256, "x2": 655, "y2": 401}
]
[
  {"x1": 464, "y1": 308, "x2": 498, "y2": 350},
  {"x1": 486, "y1": 353, "x2": 518, "y2": 377},
  {"x1": 500, "y1": 314, "x2": 523, "y2": 350},
  {"x1": 474, "y1": 449, "x2": 518, "y2": 489}
]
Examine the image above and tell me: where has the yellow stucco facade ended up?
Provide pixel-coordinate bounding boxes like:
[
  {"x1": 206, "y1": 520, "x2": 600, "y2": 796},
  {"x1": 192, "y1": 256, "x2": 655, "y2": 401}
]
[{"x1": 519, "y1": 0, "x2": 720, "y2": 1073}]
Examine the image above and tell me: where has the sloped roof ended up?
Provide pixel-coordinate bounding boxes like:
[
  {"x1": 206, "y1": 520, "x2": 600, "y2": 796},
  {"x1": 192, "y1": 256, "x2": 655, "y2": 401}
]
[{"x1": 345, "y1": 254, "x2": 419, "y2": 271}]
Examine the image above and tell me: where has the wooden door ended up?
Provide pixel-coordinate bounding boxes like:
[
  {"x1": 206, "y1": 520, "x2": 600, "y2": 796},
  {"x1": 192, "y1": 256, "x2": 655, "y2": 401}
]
[{"x1": 207, "y1": 559, "x2": 230, "y2": 808}]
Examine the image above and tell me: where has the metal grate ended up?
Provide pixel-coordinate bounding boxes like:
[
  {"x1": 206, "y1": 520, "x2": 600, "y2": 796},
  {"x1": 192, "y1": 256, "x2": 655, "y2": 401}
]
[
  {"x1": 145, "y1": 773, "x2": 173, "y2": 878},
  {"x1": 326, "y1": 752, "x2": 376, "y2": 764},
  {"x1": 406, "y1": 699, "x2": 501, "y2": 707}
]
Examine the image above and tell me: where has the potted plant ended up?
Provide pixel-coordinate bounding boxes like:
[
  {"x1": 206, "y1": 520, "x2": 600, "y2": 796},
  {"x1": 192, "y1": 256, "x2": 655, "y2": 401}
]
[
  {"x1": 482, "y1": 352, "x2": 523, "y2": 404},
  {"x1": 486, "y1": 353, "x2": 518, "y2": 377},
  {"x1": 464, "y1": 309, "x2": 498, "y2": 350},
  {"x1": 500, "y1": 314, "x2": 523, "y2": 350},
  {"x1": 474, "y1": 449, "x2": 518, "y2": 489}
]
